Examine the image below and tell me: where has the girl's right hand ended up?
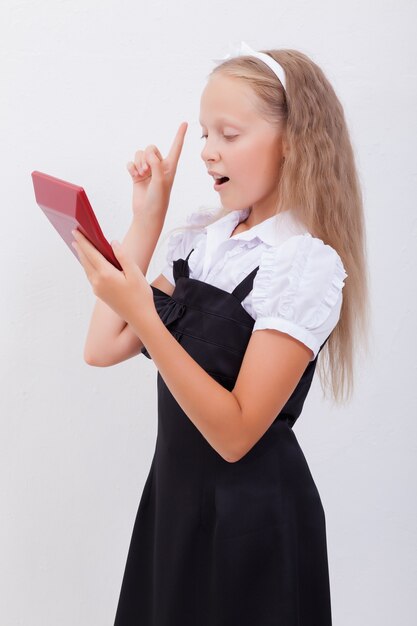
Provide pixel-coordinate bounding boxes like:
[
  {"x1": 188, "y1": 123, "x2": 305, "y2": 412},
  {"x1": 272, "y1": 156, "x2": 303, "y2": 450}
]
[{"x1": 126, "y1": 121, "x2": 188, "y2": 221}]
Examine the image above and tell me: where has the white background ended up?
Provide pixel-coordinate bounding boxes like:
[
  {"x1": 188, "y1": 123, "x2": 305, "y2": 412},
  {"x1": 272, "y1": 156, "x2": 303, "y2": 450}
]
[{"x1": 1, "y1": 0, "x2": 416, "y2": 624}]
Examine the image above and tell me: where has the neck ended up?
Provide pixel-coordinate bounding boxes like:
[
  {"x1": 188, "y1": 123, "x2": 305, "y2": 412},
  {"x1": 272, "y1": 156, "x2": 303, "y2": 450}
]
[{"x1": 242, "y1": 207, "x2": 289, "y2": 229}]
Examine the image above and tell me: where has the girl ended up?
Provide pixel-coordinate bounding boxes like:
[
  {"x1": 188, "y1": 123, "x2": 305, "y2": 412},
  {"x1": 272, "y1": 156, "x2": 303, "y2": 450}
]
[{"x1": 72, "y1": 41, "x2": 368, "y2": 625}]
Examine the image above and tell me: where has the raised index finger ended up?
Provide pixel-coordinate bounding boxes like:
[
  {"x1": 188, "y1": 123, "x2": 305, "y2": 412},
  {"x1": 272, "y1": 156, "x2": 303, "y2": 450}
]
[{"x1": 166, "y1": 121, "x2": 188, "y2": 168}]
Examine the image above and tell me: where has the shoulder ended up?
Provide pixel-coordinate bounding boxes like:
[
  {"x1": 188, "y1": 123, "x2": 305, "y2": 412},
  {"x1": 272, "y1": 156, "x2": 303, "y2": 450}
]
[
  {"x1": 252, "y1": 233, "x2": 348, "y2": 360},
  {"x1": 161, "y1": 207, "x2": 214, "y2": 284},
  {"x1": 166, "y1": 207, "x2": 215, "y2": 256}
]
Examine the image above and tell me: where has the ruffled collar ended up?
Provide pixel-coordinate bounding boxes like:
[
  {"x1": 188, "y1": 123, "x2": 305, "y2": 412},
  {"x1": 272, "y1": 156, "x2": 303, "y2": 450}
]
[{"x1": 205, "y1": 207, "x2": 308, "y2": 247}]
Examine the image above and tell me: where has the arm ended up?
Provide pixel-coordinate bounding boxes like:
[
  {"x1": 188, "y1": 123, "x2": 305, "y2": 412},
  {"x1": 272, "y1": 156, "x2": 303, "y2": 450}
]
[
  {"x1": 86, "y1": 273, "x2": 174, "y2": 367},
  {"x1": 134, "y1": 311, "x2": 312, "y2": 463},
  {"x1": 84, "y1": 122, "x2": 188, "y2": 366},
  {"x1": 84, "y1": 213, "x2": 164, "y2": 365}
]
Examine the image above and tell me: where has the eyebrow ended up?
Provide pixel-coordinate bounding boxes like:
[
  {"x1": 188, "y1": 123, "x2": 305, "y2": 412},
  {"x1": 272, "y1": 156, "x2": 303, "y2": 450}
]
[{"x1": 199, "y1": 116, "x2": 243, "y2": 126}]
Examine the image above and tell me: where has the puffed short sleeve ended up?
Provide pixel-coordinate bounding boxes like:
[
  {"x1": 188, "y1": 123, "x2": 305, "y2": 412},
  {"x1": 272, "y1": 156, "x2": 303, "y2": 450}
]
[
  {"x1": 251, "y1": 233, "x2": 348, "y2": 361},
  {"x1": 161, "y1": 208, "x2": 212, "y2": 285}
]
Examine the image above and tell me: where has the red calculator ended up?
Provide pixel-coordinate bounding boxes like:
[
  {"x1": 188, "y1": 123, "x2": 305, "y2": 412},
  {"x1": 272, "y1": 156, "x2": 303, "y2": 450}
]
[{"x1": 31, "y1": 170, "x2": 122, "y2": 271}]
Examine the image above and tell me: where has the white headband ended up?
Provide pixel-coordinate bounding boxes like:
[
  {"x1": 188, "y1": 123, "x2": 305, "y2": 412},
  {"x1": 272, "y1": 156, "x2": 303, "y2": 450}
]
[{"x1": 212, "y1": 40, "x2": 287, "y2": 93}]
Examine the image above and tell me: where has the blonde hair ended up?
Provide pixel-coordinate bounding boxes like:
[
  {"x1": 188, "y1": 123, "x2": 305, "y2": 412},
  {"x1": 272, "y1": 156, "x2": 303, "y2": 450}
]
[{"x1": 161, "y1": 48, "x2": 370, "y2": 405}]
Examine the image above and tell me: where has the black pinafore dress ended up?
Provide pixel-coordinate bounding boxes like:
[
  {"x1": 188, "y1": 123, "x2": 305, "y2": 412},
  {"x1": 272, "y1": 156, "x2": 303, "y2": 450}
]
[{"x1": 114, "y1": 248, "x2": 332, "y2": 626}]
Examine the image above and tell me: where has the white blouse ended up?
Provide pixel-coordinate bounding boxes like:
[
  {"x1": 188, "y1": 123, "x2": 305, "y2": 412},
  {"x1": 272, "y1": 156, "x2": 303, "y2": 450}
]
[{"x1": 161, "y1": 206, "x2": 348, "y2": 361}]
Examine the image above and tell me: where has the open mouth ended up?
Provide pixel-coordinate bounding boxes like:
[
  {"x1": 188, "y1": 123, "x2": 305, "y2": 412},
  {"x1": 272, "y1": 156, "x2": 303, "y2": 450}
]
[{"x1": 214, "y1": 177, "x2": 230, "y2": 189}]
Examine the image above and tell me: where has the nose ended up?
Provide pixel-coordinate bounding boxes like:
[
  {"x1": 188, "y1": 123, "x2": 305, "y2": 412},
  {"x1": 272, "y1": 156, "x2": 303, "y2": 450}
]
[{"x1": 200, "y1": 137, "x2": 220, "y2": 164}]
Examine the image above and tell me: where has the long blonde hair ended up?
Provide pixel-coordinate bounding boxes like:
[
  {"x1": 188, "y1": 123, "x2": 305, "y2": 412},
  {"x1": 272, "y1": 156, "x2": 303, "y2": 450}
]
[{"x1": 161, "y1": 48, "x2": 370, "y2": 405}]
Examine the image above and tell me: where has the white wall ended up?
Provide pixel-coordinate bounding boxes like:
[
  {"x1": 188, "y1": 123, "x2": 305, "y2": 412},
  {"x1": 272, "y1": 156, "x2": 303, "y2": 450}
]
[{"x1": 1, "y1": 0, "x2": 415, "y2": 624}]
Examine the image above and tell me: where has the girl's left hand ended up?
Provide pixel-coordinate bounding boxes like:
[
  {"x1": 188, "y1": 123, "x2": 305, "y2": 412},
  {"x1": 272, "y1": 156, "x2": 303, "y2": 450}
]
[{"x1": 71, "y1": 229, "x2": 155, "y2": 330}]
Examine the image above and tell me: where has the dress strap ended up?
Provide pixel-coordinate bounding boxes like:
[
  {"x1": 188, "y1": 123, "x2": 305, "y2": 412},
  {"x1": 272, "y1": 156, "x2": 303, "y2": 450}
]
[
  {"x1": 173, "y1": 248, "x2": 259, "y2": 301},
  {"x1": 172, "y1": 248, "x2": 195, "y2": 282},
  {"x1": 231, "y1": 266, "x2": 260, "y2": 303},
  {"x1": 185, "y1": 248, "x2": 194, "y2": 263}
]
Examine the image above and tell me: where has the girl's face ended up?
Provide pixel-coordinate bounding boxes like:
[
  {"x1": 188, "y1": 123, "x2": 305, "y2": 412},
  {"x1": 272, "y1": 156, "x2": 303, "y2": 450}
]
[{"x1": 199, "y1": 73, "x2": 287, "y2": 216}]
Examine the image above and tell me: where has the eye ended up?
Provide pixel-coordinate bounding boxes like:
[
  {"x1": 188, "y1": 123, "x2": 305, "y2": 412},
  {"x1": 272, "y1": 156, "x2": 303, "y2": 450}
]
[{"x1": 200, "y1": 134, "x2": 238, "y2": 141}]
